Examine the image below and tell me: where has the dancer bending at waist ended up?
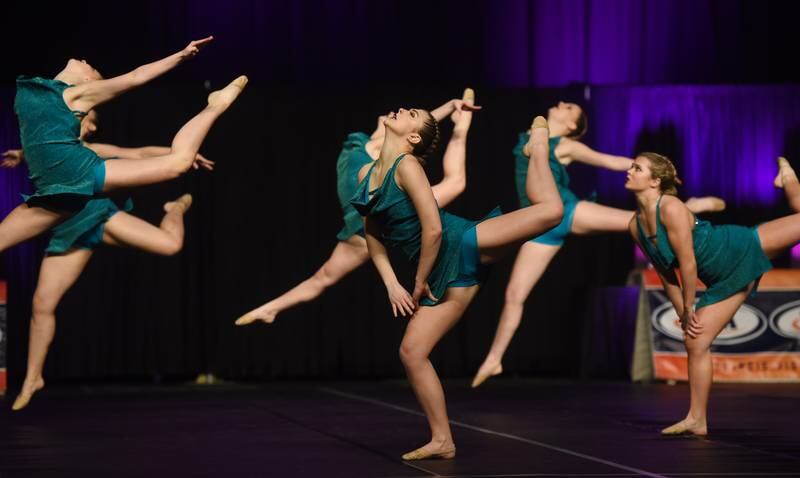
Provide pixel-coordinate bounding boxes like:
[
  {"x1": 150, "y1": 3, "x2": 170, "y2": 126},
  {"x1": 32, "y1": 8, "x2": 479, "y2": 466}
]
[
  {"x1": 472, "y1": 101, "x2": 725, "y2": 387},
  {"x1": 626, "y1": 152, "x2": 800, "y2": 436}
]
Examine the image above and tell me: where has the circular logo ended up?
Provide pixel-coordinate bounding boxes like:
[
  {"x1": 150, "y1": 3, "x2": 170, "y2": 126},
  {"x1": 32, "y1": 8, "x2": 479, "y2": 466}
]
[
  {"x1": 652, "y1": 301, "x2": 767, "y2": 345},
  {"x1": 768, "y1": 300, "x2": 800, "y2": 339}
]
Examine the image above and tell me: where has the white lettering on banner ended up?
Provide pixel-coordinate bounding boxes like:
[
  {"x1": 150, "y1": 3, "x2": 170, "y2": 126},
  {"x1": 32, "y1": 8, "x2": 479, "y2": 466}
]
[
  {"x1": 652, "y1": 301, "x2": 768, "y2": 345},
  {"x1": 768, "y1": 300, "x2": 800, "y2": 339}
]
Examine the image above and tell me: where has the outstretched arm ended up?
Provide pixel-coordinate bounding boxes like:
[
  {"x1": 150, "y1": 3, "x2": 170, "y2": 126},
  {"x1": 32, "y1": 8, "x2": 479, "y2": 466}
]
[
  {"x1": 560, "y1": 140, "x2": 633, "y2": 171},
  {"x1": 83, "y1": 142, "x2": 214, "y2": 170},
  {"x1": 66, "y1": 37, "x2": 214, "y2": 112}
]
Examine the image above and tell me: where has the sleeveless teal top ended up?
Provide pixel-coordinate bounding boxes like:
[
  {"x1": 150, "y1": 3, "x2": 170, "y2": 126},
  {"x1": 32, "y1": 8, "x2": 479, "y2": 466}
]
[
  {"x1": 636, "y1": 196, "x2": 772, "y2": 309},
  {"x1": 351, "y1": 154, "x2": 489, "y2": 305},
  {"x1": 14, "y1": 76, "x2": 105, "y2": 203},
  {"x1": 336, "y1": 132, "x2": 374, "y2": 241}
]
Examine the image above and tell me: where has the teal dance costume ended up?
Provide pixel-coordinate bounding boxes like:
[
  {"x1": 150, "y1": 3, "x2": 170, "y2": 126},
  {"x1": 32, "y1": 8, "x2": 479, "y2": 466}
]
[
  {"x1": 336, "y1": 132, "x2": 375, "y2": 241},
  {"x1": 46, "y1": 146, "x2": 132, "y2": 254},
  {"x1": 14, "y1": 76, "x2": 106, "y2": 209},
  {"x1": 351, "y1": 154, "x2": 500, "y2": 306},
  {"x1": 46, "y1": 195, "x2": 132, "y2": 254},
  {"x1": 636, "y1": 196, "x2": 772, "y2": 309},
  {"x1": 514, "y1": 133, "x2": 578, "y2": 246}
]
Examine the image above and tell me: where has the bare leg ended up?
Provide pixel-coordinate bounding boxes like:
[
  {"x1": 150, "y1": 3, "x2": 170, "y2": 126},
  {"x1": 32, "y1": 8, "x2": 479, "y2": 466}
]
[
  {"x1": 773, "y1": 157, "x2": 800, "y2": 212},
  {"x1": 236, "y1": 235, "x2": 370, "y2": 325},
  {"x1": 570, "y1": 201, "x2": 638, "y2": 234},
  {"x1": 472, "y1": 241, "x2": 560, "y2": 387},
  {"x1": 0, "y1": 204, "x2": 64, "y2": 253},
  {"x1": 102, "y1": 77, "x2": 248, "y2": 191},
  {"x1": 399, "y1": 285, "x2": 480, "y2": 460},
  {"x1": 475, "y1": 117, "x2": 563, "y2": 258},
  {"x1": 432, "y1": 87, "x2": 473, "y2": 207},
  {"x1": 102, "y1": 194, "x2": 193, "y2": 255},
  {"x1": 472, "y1": 195, "x2": 726, "y2": 387},
  {"x1": 570, "y1": 199, "x2": 726, "y2": 237},
  {"x1": 12, "y1": 249, "x2": 93, "y2": 410},
  {"x1": 662, "y1": 287, "x2": 751, "y2": 436}
]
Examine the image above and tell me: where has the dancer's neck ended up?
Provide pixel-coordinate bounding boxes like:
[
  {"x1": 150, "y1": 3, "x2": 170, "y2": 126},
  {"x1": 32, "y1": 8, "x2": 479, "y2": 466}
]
[{"x1": 635, "y1": 189, "x2": 663, "y2": 216}]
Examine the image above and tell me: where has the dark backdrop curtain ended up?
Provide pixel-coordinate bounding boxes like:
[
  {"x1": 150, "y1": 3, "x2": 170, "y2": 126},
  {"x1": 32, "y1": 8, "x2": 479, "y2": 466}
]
[
  {"x1": 3, "y1": 0, "x2": 800, "y2": 383},
  {"x1": 5, "y1": 82, "x2": 800, "y2": 382},
  {"x1": 5, "y1": 0, "x2": 798, "y2": 88},
  {"x1": 588, "y1": 86, "x2": 800, "y2": 211}
]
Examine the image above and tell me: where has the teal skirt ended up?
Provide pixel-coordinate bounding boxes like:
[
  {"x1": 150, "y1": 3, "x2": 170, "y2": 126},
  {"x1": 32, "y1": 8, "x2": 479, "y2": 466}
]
[{"x1": 47, "y1": 197, "x2": 133, "y2": 254}]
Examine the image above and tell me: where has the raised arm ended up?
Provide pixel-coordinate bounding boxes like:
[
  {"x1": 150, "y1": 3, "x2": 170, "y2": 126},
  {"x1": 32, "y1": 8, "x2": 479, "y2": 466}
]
[
  {"x1": 66, "y1": 37, "x2": 214, "y2": 112},
  {"x1": 430, "y1": 97, "x2": 481, "y2": 123},
  {"x1": 559, "y1": 140, "x2": 633, "y2": 171},
  {"x1": 431, "y1": 88, "x2": 475, "y2": 207},
  {"x1": 396, "y1": 156, "x2": 443, "y2": 305},
  {"x1": 83, "y1": 142, "x2": 214, "y2": 170},
  {"x1": 660, "y1": 197, "x2": 702, "y2": 338},
  {"x1": 84, "y1": 143, "x2": 168, "y2": 159}
]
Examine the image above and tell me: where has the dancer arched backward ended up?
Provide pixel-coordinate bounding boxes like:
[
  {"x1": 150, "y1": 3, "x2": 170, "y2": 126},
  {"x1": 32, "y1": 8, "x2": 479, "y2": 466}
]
[
  {"x1": 472, "y1": 102, "x2": 726, "y2": 387},
  {"x1": 0, "y1": 36, "x2": 247, "y2": 255},
  {"x1": 623, "y1": 153, "x2": 800, "y2": 436},
  {"x1": 5, "y1": 110, "x2": 206, "y2": 411},
  {"x1": 351, "y1": 111, "x2": 563, "y2": 460},
  {"x1": 235, "y1": 89, "x2": 480, "y2": 325}
]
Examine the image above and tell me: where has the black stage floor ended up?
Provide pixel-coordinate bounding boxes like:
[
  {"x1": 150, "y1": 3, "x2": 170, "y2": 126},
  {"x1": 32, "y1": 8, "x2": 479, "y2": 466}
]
[{"x1": 1, "y1": 379, "x2": 798, "y2": 477}]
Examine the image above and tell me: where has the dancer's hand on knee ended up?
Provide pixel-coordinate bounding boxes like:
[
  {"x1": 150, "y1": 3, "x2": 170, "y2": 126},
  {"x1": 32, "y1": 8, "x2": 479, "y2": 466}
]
[
  {"x1": 192, "y1": 153, "x2": 214, "y2": 171},
  {"x1": 412, "y1": 280, "x2": 437, "y2": 306},
  {"x1": 388, "y1": 282, "x2": 416, "y2": 317},
  {"x1": 181, "y1": 36, "x2": 214, "y2": 59},
  {"x1": 682, "y1": 309, "x2": 703, "y2": 339}
]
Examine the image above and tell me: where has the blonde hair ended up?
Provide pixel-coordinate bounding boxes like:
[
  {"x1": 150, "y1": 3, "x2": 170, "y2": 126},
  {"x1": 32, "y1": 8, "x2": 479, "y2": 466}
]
[{"x1": 639, "y1": 152, "x2": 682, "y2": 196}]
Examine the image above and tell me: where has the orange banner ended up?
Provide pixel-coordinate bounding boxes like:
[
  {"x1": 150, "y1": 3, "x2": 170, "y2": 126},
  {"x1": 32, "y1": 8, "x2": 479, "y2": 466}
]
[
  {"x1": 643, "y1": 267, "x2": 800, "y2": 290},
  {"x1": 655, "y1": 353, "x2": 800, "y2": 382}
]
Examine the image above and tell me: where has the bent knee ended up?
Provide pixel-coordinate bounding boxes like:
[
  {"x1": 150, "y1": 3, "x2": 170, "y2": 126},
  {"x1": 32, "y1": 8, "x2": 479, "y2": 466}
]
[
  {"x1": 504, "y1": 286, "x2": 529, "y2": 307},
  {"x1": 169, "y1": 153, "x2": 195, "y2": 176},
  {"x1": 546, "y1": 202, "x2": 565, "y2": 228},
  {"x1": 157, "y1": 238, "x2": 184, "y2": 257},
  {"x1": 684, "y1": 336, "x2": 712, "y2": 354},
  {"x1": 399, "y1": 342, "x2": 427, "y2": 366},
  {"x1": 312, "y1": 267, "x2": 337, "y2": 289},
  {"x1": 32, "y1": 293, "x2": 58, "y2": 318}
]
